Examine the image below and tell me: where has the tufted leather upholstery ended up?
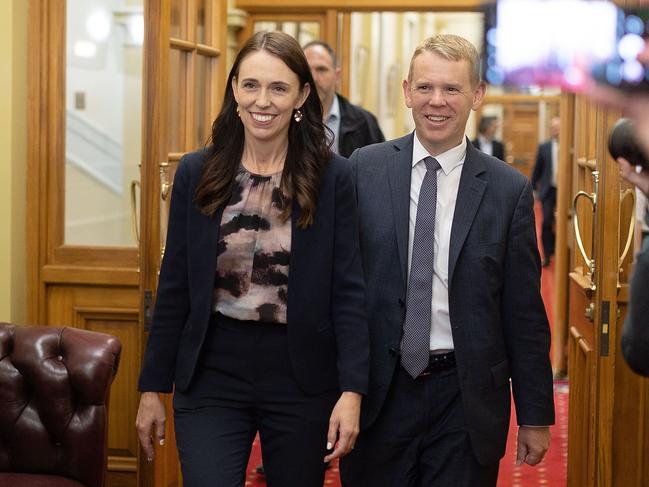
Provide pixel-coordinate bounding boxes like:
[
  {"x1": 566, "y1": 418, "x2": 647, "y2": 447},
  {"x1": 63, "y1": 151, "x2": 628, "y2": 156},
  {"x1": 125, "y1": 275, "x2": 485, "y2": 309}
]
[{"x1": 0, "y1": 323, "x2": 121, "y2": 487}]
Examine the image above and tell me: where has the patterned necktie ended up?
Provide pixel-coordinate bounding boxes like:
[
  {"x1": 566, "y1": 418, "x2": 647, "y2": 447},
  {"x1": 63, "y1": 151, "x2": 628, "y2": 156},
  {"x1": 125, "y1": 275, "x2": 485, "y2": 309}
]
[{"x1": 401, "y1": 156, "x2": 441, "y2": 378}]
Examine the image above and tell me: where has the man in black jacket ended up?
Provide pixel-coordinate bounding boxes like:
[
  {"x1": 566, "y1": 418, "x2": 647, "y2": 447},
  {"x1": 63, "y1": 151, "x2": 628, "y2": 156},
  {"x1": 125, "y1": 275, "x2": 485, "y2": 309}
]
[
  {"x1": 303, "y1": 40, "x2": 385, "y2": 157},
  {"x1": 472, "y1": 115, "x2": 505, "y2": 161}
]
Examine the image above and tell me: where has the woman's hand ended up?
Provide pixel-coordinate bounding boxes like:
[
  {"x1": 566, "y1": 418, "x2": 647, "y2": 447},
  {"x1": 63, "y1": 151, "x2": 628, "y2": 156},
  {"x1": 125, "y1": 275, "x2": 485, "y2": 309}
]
[
  {"x1": 324, "y1": 391, "x2": 362, "y2": 462},
  {"x1": 135, "y1": 392, "x2": 166, "y2": 462}
]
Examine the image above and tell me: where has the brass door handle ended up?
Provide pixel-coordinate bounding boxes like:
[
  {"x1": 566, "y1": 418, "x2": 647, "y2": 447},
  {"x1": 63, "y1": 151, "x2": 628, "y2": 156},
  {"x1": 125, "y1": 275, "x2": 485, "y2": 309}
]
[
  {"x1": 618, "y1": 188, "x2": 636, "y2": 275},
  {"x1": 130, "y1": 180, "x2": 141, "y2": 244},
  {"x1": 572, "y1": 190, "x2": 596, "y2": 276},
  {"x1": 160, "y1": 161, "x2": 173, "y2": 201}
]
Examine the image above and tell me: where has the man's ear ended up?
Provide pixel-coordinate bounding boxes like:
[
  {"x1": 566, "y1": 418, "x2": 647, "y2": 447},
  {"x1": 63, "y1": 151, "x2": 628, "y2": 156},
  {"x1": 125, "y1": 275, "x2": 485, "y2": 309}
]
[
  {"x1": 403, "y1": 79, "x2": 413, "y2": 108},
  {"x1": 472, "y1": 81, "x2": 486, "y2": 111}
]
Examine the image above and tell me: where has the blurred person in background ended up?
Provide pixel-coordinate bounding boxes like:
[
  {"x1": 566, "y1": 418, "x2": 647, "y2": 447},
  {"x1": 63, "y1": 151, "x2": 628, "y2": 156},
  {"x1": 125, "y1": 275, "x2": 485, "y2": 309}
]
[
  {"x1": 531, "y1": 116, "x2": 561, "y2": 267},
  {"x1": 303, "y1": 40, "x2": 385, "y2": 157},
  {"x1": 472, "y1": 115, "x2": 505, "y2": 161}
]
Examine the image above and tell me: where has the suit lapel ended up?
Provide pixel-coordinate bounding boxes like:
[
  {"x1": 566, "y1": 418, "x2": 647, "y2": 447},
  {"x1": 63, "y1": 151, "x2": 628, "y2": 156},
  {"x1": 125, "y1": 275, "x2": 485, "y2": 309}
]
[
  {"x1": 386, "y1": 135, "x2": 414, "y2": 286},
  {"x1": 448, "y1": 141, "x2": 487, "y2": 283}
]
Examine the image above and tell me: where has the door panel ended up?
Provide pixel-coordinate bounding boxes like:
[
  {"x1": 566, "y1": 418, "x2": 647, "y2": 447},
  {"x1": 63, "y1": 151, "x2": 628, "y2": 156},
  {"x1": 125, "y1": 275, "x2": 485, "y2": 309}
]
[
  {"x1": 242, "y1": 14, "x2": 325, "y2": 46},
  {"x1": 502, "y1": 102, "x2": 539, "y2": 179},
  {"x1": 566, "y1": 88, "x2": 648, "y2": 485},
  {"x1": 28, "y1": 2, "x2": 141, "y2": 486},
  {"x1": 567, "y1": 322, "x2": 594, "y2": 487}
]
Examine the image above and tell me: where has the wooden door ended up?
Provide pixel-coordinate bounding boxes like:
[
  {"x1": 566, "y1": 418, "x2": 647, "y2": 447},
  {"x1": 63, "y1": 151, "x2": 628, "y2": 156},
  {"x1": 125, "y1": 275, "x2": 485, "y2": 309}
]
[
  {"x1": 139, "y1": 1, "x2": 227, "y2": 486},
  {"x1": 501, "y1": 102, "x2": 539, "y2": 179},
  {"x1": 241, "y1": 13, "x2": 328, "y2": 45},
  {"x1": 28, "y1": 2, "x2": 142, "y2": 485},
  {"x1": 480, "y1": 95, "x2": 560, "y2": 180},
  {"x1": 27, "y1": 1, "x2": 226, "y2": 486},
  {"x1": 238, "y1": 10, "x2": 347, "y2": 93},
  {"x1": 565, "y1": 92, "x2": 647, "y2": 486}
]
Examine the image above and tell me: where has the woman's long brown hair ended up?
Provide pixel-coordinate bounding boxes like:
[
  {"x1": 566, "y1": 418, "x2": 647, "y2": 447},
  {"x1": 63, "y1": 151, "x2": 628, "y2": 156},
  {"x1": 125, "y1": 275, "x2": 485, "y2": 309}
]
[{"x1": 193, "y1": 31, "x2": 330, "y2": 228}]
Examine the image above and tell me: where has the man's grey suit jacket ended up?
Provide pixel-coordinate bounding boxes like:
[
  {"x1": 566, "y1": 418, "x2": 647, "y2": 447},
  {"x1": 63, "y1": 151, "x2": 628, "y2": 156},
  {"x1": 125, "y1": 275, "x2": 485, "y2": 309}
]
[{"x1": 349, "y1": 134, "x2": 554, "y2": 466}]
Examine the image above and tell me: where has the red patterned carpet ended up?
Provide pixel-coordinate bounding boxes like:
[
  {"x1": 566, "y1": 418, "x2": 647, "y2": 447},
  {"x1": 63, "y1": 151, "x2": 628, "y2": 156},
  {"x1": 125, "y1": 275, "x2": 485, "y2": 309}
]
[
  {"x1": 244, "y1": 383, "x2": 568, "y2": 487},
  {"x1": 243, "y1": 201, "x2": 568, "y2": 486}
]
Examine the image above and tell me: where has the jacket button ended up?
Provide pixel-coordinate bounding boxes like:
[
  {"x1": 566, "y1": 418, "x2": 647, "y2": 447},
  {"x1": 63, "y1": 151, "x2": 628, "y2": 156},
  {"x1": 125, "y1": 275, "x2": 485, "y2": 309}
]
[
  {"x1": 388, "y1": 347, "x2": 398, "y2": 356},
  {"x1": 398, "y1": 298, "x2": 405, "y2": 308}
]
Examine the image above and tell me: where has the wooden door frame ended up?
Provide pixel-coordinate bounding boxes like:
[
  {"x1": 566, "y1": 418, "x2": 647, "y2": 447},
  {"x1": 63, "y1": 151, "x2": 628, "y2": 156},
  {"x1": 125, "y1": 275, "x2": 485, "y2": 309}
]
[
  {"x1": 236, "y1": 0, "x2": 485, "y2": 12},
  {"x1": 553, "y1": 93, "x2": 575, "y2": 376},
  {"x1": 140, "y1": 1, "x2": 229, "y2": 485},
  {"x1": 28, "y1": 2, "x2": 145, "y2": 485},
  {"x1": 27, "y1": 0, "x2": 139, "y2": 326},
  {"x1": 565, "y1": 88, "x2": 642, "y2": 485},
  {"x1": 237, "y1": 0, "x2": 487, "y2": 105}
]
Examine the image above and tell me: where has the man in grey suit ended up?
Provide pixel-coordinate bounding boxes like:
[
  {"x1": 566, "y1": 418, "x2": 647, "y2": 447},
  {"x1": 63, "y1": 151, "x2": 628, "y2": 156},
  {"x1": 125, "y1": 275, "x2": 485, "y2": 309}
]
[{"x1": 340, "y1": 34, "x2": 554, "y2": 486}]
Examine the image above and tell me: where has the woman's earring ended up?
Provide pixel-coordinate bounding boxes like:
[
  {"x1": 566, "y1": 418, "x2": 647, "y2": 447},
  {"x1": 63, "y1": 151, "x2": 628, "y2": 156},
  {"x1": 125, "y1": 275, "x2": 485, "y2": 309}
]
[
  {"x1": 236, "y1": 105, "x2": 240, "y2": 117},
  {"x1": 293, "y1": 109, "x2": 303, "y2": 122}
]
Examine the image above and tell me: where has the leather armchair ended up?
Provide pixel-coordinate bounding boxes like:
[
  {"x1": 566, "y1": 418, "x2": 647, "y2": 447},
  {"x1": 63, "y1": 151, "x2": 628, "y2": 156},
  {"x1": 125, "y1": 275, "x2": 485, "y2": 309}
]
[{"x1": 0, "y1": 323, "x2": 121, "y2": 487}]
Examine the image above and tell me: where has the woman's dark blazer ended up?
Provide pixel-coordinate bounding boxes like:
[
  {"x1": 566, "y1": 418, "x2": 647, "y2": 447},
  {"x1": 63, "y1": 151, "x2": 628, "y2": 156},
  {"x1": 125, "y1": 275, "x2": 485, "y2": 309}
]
[{"x1": 138, "y1": 150, "x2": 369, "y2": 396}]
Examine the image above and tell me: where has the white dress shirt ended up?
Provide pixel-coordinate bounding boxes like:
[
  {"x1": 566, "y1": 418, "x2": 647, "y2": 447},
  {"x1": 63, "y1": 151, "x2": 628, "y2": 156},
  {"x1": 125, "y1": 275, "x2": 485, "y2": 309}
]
[
  {"x1": 325, "y1": 95, "x2": 341, "y2": 155},
  {"x1": 477, "y1": 134, "x2": 493, "y2": 156},
  {"x1": 408, "y1": 133, "x2": 466, "y2": 352}
]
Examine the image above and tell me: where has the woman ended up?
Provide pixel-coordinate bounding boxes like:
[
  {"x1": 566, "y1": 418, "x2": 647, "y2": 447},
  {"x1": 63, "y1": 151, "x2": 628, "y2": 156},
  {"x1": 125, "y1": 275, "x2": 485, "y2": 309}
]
[{"x1": 135, "y1": 31, "x2": 368, "y2": 487}]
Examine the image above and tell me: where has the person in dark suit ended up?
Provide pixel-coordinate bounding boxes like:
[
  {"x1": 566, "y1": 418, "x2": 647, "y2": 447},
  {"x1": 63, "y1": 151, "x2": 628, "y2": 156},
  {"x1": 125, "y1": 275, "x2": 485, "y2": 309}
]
[
  {"x1": 620, "y1": 159, "x2": 649, "y2": 375},
  {"x1": 531, "y1": 116, "x2": 560, "y2": 267},
  {"x1": 135, "y1": 31, "x2": 368, "y2": 487},
  {"x1": 472, "y1": 115, "x2": 505, "y2": 160},
  {"x1": 339, "y1": 34, "x2": 554, "y2": 487},
  {"x1": 303, "y1": 40, "x2": 385, "y2": 157}
]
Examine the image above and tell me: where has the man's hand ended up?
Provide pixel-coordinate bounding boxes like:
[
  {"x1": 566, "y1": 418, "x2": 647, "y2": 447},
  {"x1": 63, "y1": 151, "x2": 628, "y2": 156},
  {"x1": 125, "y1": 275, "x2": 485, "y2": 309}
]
[
  {"x1": 324, "y1": 391, "x2": 362, "y2": 462},
  {"x1": 135, "y1": 392, "x2": 166, "y2": 462},
  {"x1": 618, "y1": 157, "x2": 649, "y2": 197},
  {"x1": 516, "y1": 426, "x2": 551, "y2": 466}
]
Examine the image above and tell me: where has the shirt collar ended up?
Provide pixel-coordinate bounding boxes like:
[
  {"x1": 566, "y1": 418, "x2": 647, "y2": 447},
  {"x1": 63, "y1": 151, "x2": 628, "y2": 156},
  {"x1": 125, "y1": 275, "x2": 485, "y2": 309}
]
[
  {"x1": 326, "y1": 94, "x2": 340, "y2": 122},
  {"x1": 411, "y1": 132, "x2": 467, "y2": 175}
]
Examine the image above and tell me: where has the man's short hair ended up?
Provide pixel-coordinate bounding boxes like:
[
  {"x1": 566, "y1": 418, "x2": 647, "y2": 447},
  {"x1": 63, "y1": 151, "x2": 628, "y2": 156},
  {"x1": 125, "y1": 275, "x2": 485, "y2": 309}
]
[
  {"x1": 302, "y1": 40, "x2": 337, "y2": 67},
  {"x1": 407, "y1": 34, "x2": 481, "y2": 87},
  {"x1": 478, "y1": 116, "x2": 497, "y2": 135}
]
